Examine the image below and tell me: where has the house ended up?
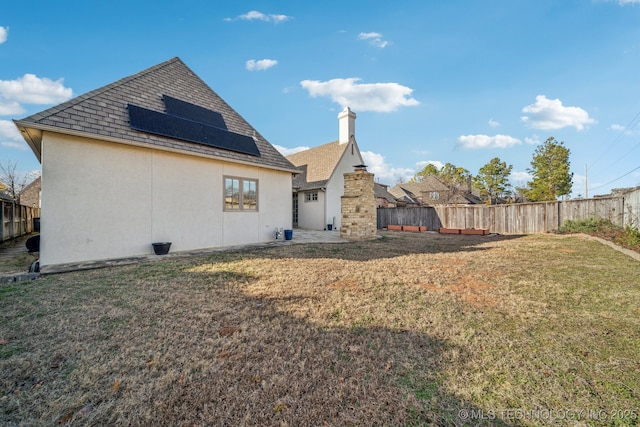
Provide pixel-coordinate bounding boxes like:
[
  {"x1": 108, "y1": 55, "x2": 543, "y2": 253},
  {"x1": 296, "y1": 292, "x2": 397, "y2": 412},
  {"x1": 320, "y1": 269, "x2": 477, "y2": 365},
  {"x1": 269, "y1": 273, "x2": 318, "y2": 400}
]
[
  {"x1": 20, "y1": 176, "x2": 41, "y2": 209},
  {"x1": 286, "y1": 107, "x2": 364, "y2": 230},
  {"x1": 374, "y1": 182, "x2": 397, "y2": 208},
  {"x1": 390, "y1": 176, "x2": 481, "y2": 206},
  {"x1": 14, "y1": 57, "x2": 298, "y2": 271}
]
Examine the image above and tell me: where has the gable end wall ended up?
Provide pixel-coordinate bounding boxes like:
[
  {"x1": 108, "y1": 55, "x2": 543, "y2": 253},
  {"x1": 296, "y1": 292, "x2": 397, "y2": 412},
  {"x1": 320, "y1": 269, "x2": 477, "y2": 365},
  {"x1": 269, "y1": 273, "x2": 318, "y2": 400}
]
[{"x1": 40, "y1": 132, "x2": 291, "y2": 267}]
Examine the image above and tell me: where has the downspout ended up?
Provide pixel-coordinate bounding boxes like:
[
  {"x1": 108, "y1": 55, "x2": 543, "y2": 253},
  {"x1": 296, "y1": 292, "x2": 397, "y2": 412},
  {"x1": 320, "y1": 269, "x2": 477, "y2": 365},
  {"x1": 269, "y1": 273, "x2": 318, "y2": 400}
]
[{"x1": 322, "y1": 187, "x2": 327, "y2": 230}]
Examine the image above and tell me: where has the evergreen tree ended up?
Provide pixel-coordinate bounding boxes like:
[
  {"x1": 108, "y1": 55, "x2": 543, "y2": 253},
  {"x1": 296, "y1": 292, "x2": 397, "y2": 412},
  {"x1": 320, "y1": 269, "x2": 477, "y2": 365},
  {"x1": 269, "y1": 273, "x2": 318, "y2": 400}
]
[
  {"x1": 410, "y1": 163, "x2": 440, "y2": 183},
  {"x1": 410, "y1": 162, "x2": 471, "y2": 190},
  {"x1": 439, "y1": 163, "x2": 472, "y2": 190},
  {"x1": 473, "y1": 157, "x2": 513, "y2": 204},
  {"x1": 525, "y1": 137, "x2": 573, "y2": 201}
]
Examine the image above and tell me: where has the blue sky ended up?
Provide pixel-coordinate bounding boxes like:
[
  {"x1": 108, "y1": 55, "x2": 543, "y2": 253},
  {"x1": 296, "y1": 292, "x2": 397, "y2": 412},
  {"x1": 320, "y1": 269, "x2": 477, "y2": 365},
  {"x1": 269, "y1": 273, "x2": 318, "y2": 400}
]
[{"x1": 2, "y1": 0, "x2": 640, "y2": 196}]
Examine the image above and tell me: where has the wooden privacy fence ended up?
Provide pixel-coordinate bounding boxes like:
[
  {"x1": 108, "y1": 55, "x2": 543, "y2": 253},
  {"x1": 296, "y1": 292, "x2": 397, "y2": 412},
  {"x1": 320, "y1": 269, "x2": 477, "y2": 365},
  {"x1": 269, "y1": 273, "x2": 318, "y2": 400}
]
[
  {"x1": 377, "y1": 190, "x2": 639, "y2": 235},
  {"x1": 1, "y1": 200, "x2": 40, "y2": 242}
]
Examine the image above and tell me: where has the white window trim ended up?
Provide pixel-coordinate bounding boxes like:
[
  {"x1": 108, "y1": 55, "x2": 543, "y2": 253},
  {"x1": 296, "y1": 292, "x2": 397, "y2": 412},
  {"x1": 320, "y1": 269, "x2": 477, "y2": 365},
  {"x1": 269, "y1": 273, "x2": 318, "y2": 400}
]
[{"x1": 304, "y1": 191, "x2": 318, "y2": 202}]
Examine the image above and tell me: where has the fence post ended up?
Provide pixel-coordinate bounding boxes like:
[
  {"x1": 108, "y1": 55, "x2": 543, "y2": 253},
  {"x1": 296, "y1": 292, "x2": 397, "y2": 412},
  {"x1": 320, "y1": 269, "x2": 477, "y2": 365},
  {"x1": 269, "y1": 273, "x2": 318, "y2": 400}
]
[
  {"x1": 0, "y1": 200, "x2": 4, "y2": 242},
  {"x1": 10, "y1": 202, "x2": 15, "y2": 240}
]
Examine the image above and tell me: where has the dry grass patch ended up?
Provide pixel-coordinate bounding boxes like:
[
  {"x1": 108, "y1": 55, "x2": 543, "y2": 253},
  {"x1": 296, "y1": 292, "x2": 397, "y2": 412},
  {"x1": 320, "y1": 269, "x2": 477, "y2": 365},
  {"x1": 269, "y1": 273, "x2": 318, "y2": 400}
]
[{"x1": 1, "y1": 232, "x2": 639, "y2": 426}]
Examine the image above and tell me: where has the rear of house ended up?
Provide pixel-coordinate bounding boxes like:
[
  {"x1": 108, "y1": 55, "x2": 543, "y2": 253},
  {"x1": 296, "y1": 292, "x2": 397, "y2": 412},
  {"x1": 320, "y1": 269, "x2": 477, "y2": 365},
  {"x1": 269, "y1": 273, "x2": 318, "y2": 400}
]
[
  {"x1": 14, "y1": 58, "x2": 298, "y2": 271},
  {"x1": 287, "y1": 107, "x2": 364, "y2": 231}
]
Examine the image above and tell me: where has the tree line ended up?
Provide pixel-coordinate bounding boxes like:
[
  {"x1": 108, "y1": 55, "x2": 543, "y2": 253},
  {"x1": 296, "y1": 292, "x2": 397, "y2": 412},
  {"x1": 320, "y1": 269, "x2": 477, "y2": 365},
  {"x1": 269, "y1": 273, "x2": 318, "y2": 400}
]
[{"x1": 409, "y1": 137, "x2": 573, "y2": 205}]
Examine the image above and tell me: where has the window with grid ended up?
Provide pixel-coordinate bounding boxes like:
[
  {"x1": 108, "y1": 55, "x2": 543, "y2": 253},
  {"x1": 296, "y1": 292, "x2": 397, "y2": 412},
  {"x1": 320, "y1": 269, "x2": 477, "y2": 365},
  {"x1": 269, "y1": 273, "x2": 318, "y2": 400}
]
[
  {"x1": 224, "y1": 177, "x2": 258, "y2": 211},
  {"x1": 304, "y1": 191, "x2": 318, "y2": 202}
]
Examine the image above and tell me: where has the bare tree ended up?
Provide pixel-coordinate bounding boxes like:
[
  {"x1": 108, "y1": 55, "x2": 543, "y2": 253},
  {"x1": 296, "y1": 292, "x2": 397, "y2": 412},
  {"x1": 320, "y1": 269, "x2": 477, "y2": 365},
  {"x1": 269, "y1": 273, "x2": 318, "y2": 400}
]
[{"x1": 0, "y1": 160, "x2": 40, "y2": 205}]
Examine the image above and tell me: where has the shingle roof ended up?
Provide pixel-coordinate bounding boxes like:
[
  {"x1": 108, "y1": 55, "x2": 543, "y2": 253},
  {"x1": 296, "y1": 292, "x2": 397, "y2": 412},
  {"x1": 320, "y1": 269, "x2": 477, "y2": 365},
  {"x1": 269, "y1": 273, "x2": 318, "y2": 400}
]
[
  {"x1": 389, "y1": 176, "x2": 450, "y2": 200},
  {"x1": 14, "y1": 57, "x2": 298, "y2": 173},
  {"x1": 374, "y1": 182, "x2": 397, "y2": 203},
  {"x1": 390, "y1": 176, "x2": 482, "y2": 205},
  {"x1": 286, "y1": 140, "x2": 351, "y2": 190}
]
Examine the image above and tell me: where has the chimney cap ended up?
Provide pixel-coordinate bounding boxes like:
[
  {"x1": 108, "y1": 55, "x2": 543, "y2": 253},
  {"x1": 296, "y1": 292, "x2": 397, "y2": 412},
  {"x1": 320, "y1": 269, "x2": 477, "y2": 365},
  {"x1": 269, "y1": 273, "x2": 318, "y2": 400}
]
[{"x1": 353, "y1": 164, "x2": 368, "y2": 171}]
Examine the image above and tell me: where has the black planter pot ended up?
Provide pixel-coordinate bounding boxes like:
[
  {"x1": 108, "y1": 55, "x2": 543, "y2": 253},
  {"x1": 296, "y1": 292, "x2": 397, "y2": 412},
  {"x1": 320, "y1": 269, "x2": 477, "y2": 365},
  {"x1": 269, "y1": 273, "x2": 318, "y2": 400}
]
[{"x1": 152, "y1": 242, "x2": 172, "y2": 255}]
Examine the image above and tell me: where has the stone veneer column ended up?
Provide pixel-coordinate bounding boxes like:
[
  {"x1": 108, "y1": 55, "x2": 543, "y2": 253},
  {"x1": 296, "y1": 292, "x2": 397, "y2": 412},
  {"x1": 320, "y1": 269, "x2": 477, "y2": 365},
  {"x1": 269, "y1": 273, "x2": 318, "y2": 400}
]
[{"x1": 340, "y1": 169, "x2": 377, "y2": 241}]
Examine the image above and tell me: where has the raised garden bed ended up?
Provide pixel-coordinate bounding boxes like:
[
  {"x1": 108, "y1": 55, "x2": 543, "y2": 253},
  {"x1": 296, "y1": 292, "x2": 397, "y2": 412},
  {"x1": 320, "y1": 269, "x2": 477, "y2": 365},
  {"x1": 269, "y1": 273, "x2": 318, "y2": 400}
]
[
  {"x1": 439, "y1": 228, "x2": 461, "y2": 234},
  {"x1": 461, "y1": 229, "x2": 489, "y2": 235},
  {"x1": 439, "y1": 228, "x2": 490, "y2": 235},
  {"x1": 403, "y1": 225, "x2": 427, "y2": 232}
]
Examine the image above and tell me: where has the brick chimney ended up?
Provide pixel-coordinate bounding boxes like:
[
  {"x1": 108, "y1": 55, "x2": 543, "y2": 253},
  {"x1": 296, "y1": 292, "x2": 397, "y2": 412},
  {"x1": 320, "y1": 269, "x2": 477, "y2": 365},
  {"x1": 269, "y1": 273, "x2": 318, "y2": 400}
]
[
  {"x1": 338, "y1": 107, "x2": 356, "y2": 144},
  {"x1": 340, "y1": 165, "x2": 377, "y2": 241}
]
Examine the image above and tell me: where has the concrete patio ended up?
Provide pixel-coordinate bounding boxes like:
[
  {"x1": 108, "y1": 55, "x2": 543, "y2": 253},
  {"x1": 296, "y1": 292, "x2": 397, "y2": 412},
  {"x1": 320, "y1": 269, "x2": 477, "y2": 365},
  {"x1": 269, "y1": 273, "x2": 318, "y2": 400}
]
[{"x1": 0, "y1": 228, "x2": 350, "y2": 277}]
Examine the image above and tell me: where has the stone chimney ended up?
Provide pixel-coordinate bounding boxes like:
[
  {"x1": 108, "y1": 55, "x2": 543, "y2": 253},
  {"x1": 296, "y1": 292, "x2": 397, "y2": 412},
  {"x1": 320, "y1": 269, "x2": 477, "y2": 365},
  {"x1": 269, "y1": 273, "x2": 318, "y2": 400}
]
[
  {"x1": 340, "y1": 165, "x2": 377, "y2": 241},
  {"x1": 338, "y1": 106, "x2": 356, "y2": 144}
]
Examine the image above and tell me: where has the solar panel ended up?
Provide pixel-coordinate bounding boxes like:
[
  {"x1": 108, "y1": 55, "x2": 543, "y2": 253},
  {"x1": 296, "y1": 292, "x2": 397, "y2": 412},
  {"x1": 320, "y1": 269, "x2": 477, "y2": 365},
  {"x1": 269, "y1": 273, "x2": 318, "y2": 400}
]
[
  {"x1": 163, "y1": 95, "x2": 227, "y2": 130},
  {"x1": 128, "y1": 104, "x2": 260, "y2": 157}
]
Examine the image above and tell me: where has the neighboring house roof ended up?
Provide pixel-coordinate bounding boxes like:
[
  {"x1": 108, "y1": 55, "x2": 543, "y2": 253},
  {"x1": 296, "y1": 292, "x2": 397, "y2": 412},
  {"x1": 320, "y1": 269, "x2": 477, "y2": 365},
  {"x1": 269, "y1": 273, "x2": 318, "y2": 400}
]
[
  {"x1": 389, "y1": 176, "x2": 449, "y2": 202},
  {"x1": 374, "y1": 182, "x2": 397, "y2": 204},
  {"x1": 449, "y1": 192, "x2": 483, "y2": 205},
  {"x1": 20, "y1": 176, "x2": 41, "y2": 207},
  {"x1": 21, "y1": 176, "x2": 41, "y2": 193},
  {"x1": 0, "y1": 191, "x2": 13, "y2": 202},
  {"x1": 14, "y1": 57, "x2": 298, "y2": 174},
  {"x1": 287, "y1": 140, "x2": 354, "y2": 191},
  {"x1": 390, "y1": 176, "x2": 480, "y2": 205}
]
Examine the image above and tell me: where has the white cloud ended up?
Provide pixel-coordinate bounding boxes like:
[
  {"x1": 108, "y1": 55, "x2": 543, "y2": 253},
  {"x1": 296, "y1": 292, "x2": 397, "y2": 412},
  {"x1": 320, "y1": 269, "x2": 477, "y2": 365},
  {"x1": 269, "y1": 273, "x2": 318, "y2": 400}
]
[
  {"x1": 0, "y1": 120, "x2": 26, "y2": 150},
  {"x1": 510, "y1": 171, "x2": 532, "y2": 183},
  {"x1": 358, "y1": 32, "x2": 389, "y2": 48},
  {"x1": 457, "y1": 134, "x2": 522, "y2": 149},
  {"x1": 521, "y1": 95, "x2": 595, "y2": 131},
  {"x1": 300, "y1": 78, "x2": 419, "y2": 112},
  {"x1": 415, "y1": 160, "x2": 444, "y2": 170},
  {"x1": 524, "y1": 135, "x2": 541, "y2": 145},
  {"x1": 273, "y1": 144, "x2": 309, "y2": 156},
  {"x1": 246, "y1": 59, "x2": 278, "y2": 71},
  {"x1": 1, "y1": 141, "x2": 27, "y2": 150},
  {"x1": 0, "y1": 120, "x2": 22, "y2": 141},
  {"x1": 0, "y1": 26, "x2": 7, "y2": 44},
  {"x1": 359, "y1": 32, "x2": 382, "y2": 39},
  {"x1": 361, "y1": 151, "x2": 415, "y2": 183},
  {"x1": 609, "y1": 123, "x2": 639, "y2": 135},
  {"x1": 0, "y1": 101, "x2": 25, "y2": 116},
  {"x1": 488, "y1": 118, "x2": 500, "y2": 127},
  {"x1": 233, "y1": 10, "x2": 292, "y2": 23},
  {"x1": 0, "y1": 74, "x2": 73, "y2": 105}
]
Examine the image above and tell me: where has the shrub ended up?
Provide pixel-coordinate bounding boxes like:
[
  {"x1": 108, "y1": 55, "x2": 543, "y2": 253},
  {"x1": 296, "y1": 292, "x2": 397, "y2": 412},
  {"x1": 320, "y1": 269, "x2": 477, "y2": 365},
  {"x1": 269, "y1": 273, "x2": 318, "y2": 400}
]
[
  {"x1": 618, "y1": 224, "x2": 640, "y2": 247},
  {"x1": 557, "y1": 217, "x2": 617, "y2": 233}
]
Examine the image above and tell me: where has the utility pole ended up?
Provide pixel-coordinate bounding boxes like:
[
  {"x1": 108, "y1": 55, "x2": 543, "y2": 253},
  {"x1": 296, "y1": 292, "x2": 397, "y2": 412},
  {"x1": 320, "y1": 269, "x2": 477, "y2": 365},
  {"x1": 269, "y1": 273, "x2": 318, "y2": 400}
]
[{"x1": 585, "y1": 164, "x2": 588, "y2": 199}]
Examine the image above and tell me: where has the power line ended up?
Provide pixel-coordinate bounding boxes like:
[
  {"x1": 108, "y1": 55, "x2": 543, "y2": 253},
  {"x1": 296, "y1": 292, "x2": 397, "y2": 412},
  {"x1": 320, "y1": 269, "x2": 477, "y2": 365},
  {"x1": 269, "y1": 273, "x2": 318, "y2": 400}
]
[
  {"x1": 589, "y1": 113, "x2": 640, "y2": 171},
  {"x1": 588, "y1": 164, "x2": 640, "y2": 192},
  {"x1": 588, "y1": 95, "x2": 640, "y2": 173}
]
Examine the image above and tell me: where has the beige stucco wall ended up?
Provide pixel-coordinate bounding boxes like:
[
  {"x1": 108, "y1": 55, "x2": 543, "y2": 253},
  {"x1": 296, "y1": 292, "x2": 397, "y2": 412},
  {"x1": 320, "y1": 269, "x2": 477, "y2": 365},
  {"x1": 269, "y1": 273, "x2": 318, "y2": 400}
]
[
  {"x1": 40, "y1": 133, "x2": 292, "y2": 267},
  {"x1": 296, "y1": 190, "x2": 326, "y2": 230},
  {"x1": 325, "y1": 141, "x2": 364, "y2": 230}
]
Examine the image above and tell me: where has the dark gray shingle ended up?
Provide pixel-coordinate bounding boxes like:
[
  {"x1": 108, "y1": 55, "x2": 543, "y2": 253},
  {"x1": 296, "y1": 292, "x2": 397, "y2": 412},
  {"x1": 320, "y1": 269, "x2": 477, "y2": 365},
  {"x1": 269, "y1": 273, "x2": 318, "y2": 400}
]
[{"x1": 15, "y1": 57, "x2": 298, "y2": 173}]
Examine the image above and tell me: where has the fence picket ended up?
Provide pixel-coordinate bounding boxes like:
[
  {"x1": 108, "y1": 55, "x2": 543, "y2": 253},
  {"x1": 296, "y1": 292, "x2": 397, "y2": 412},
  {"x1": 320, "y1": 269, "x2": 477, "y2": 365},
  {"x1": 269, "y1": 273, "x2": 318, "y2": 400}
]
[{"x1": 377, "y1": 190, "x2": 639, "y2": 235}]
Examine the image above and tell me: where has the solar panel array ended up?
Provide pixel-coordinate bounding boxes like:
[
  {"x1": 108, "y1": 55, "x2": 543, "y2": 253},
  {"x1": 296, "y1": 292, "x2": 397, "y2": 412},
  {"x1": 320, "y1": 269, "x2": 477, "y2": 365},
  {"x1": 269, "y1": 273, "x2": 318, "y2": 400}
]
[
  {"x1": 163, "y1": 95, "x2": 228, "y2": 130},
  {"x1": 127, "y1": 96, "x2": 260, "y2": 157}
]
